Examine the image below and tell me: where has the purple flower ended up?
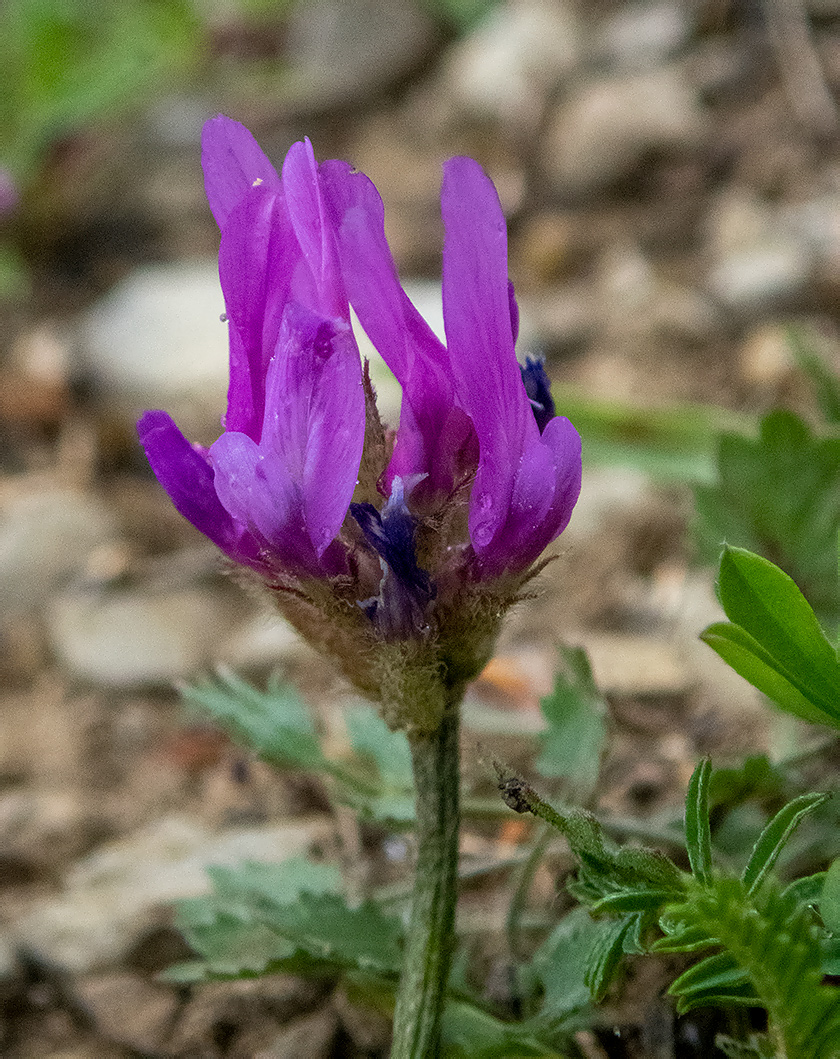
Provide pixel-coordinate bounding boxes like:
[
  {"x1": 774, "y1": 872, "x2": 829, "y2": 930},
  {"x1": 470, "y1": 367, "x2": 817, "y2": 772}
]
[
  {"x1": 139, "y1": 117, "x2": 366, "y2": 579},
  {"x1": 320, "y1": 155, "x2": 581, "y2": 579}
]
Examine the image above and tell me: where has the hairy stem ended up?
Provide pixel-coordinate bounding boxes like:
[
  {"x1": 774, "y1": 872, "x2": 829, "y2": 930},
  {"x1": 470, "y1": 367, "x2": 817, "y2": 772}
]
[{"x1": 391, "y1": 705, "x2": 461, "y2": 1059}]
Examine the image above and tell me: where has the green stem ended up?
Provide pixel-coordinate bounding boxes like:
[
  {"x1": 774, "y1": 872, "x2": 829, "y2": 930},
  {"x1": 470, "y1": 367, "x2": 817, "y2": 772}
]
[{"x1": 390, "y1": 705, "x2": 461, "y2": 1059}]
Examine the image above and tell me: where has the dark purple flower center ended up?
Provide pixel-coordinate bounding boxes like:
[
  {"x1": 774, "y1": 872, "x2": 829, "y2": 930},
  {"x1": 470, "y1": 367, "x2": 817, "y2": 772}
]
[
  {"x1": 350, "y1": 479, "x2": 435, "y2": 639},
  {"x1": 521, "y1": 356, "x2": 556, "y2": 434}
]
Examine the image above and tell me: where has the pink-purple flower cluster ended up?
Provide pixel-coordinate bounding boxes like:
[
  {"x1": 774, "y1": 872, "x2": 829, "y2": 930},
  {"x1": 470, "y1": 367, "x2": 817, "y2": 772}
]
[{"x1": 139, "y1": 116, "x2": 581, "y2": 669}]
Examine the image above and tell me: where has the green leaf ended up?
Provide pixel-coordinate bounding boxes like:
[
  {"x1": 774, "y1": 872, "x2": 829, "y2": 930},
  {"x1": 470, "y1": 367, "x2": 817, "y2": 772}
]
[
  {"x1": 685, "y1": 759, "x2": 713, "y2": 885},
  {"x1": 701, "y1": 546, "x2": 840, "y2": 728},
  {"x1": 179, "y1": 670, "x2": 326, "y2": 770},
  {"x1": 345, "y1": 704, "x2": 413, "y2": 789},
  {"x1": 701, "y1": 622, "x2": 836, "y2": 726},
  {"x1": 590, "y1": 889, "x2": 679, "y2": 915},
  {"x1": 742, "y1": 792, "x2": 829, "y2": 894},
  {"x1": 786, "y1": 324, "x2": 840, "y2": 426},
  {"x1": 583, "y1": 915, "x2": 638, "y2": 1001},
  {"x1": 529, "y1": 907, "x2": 604, "y2": 1023},
  {"x1": 536, "y1": 646, "x2": 607, "y2": 798},
  {"x1": 165, "y1": 857, "x2": 403, "y2": 983},
  {"x1": 717, "y1": 547, "x2": 840, "y2": 701},
  {"x1": 821, "y1": 859, "x2": 840, "y2": 934},
  {"x1": 694, "y1": 409, "x2": 840, "y2": 621}
]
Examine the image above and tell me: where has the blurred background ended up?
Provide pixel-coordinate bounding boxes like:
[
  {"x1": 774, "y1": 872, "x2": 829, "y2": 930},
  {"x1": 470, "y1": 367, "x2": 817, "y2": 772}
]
[{"x1": 2, "y1": 0, "x2": 840, "y2": 1054}]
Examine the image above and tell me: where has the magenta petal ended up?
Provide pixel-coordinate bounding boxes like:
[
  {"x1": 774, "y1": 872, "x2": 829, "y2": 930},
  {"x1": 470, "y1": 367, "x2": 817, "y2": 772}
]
[
  {"x1": 219, "y1": 185, "x2": 307, "y2": 439},
  {"x1": 261, "y1": 304, "x2": 365, "y2": 556},
  {"x1": 137, "y1": 410, "x2": 262, "y2": 567},
  {"x1": 282, "y1": 141, "x2": 344, "y2": 318},
  {"x1": 442, "y1": 156, "x2": 536, "y2": 546},
  {"x1": 319, "y1": 160, "x2": 471, "y2": 496},
  {"x1": 201, "y1": 115, "x2": 283, "y2": 229},
  {"x1": 475, "y1": 417, "x2": 582, "y2": 576},
  {"x1": 210, "y1": 303, "x2": 364, "y2": 572}
]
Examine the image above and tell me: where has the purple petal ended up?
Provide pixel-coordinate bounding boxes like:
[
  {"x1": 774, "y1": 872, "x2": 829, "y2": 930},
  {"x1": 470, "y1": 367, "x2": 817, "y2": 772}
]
[
  {"x1": 210, "y1": 304, "x2": 364, "y2": 570},
  {"x1": 320, "y1": 160, "x2": 471, "y2": 496},
  {"x1": 475, "y1": 416, "x2": 582, "y2": 577},
  {"x1": 261, "y1": 304, "x2": 365, "y2": 556},
  {"x1": 218, "y1": 185, "x2": 306, "y2": 439},
  {"x1": 201, "y1": 115, "x2": 283, "y2": 229},
  {"x1": 138, "y1": 410, "x2": 263, "y2": 567},
  {"x1": 282, "y1": 140, "x2": 345, "y2": 318},
  {"x1": 441, "y1": 156, "x2": 536, "y2": 548}
]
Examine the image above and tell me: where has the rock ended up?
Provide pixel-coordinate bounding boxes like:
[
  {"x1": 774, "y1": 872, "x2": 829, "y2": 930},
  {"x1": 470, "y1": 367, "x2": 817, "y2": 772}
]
[
  {"x1": 443, "y1": 0, "x2": 582, "y2": 130},
  {"x1": 280, "y1": 0, "x2": 434, "y2": 113},
  {"x1": 220, "y1": 612, "x2": 308, "y2": 672},
  {"x1": 0, "y1": 487, "x2": 117, "y2": 616},
  {"x1": 169, "y1": 976, "x2": 328, "y2": 1056},
  {"x1": 738, "y1": 323, "x2": 797, "y2": 388},
  {"x1": 74, "y1": 973, "x2": 179, "y2": 1053},
  {"x1": 594, "y1": 244, "x2": 719, "y2": 343},
  {"x1": 13, "y1": 814, "x2": 332, "y2": 972},
  {"x1": 542, "y1": 67, "x2": 704, "y2": 194},
  {"x1": 47, "y1": 585, "x2": 242, "y2": 686},
  {"x1": 706, "y1": 189, "x2": 812, "y2": 311},
  {"x1": 76, "y1": 262, "x2": 229, "y2": 442},
  {"x1": 596, "y1": 2, "x2": 691, "y2": 70},
  {"x1": 578, "y1": 632, "x2": 691, "y2": 697},
  {"x1": 255, "y1": 1008, "x2": 339, "y2": 1059}
]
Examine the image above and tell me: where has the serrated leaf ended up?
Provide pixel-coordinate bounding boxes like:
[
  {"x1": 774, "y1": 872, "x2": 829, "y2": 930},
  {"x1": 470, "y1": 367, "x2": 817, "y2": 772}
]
[
  {"x1": 180, "y1": 670, "x2": 326, "y2": 769},
  {"x1": 742, "y1": 792, "x2": 828, "y2": 894},
  {"x1": 685, "y1": 759, "x2": 713, "y2": 885},
  {"x1": 442, "y1": 1000, "x2": 563, "y2": 1058},
  {"x1": 530, "y1": 908, "x2": 606, "y2": 1023},
  {"x1": 695, "y1": 409, "x2": 840, "y2": 621},
  {"x1": 536, "y1": 646, "x2": 607, "y2": 797},
  {"x1": 166, "y1": 857, "x2": 402, "y2": 982},
  {"x1": 345, "y1": 704, "x2": 413, "y2": 789}
]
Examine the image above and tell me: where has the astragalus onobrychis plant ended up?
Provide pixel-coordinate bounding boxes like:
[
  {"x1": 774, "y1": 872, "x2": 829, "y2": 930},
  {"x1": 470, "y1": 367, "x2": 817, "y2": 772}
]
[{"x1": 141, "y1": 118, "x2": 840, "y2": 1058}]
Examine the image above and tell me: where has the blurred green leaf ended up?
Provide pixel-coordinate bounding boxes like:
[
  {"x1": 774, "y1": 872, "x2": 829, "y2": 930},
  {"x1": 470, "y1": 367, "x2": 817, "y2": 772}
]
[
  {"x1": 786, "y1": 325, "x2": 840, "y2": 426},
  {"x1": 536, "y1": 646, "x2": 607, "y2": 798},
  {"x1": 346, "y1": 704, "x2": 413, "y2": 790},
  {"x1": 695, "y1": 410, "x2": 840, "y2": 621},
  {"x1": 821, "y1": 859, "x2": 840, "y2": 935},
  {"x1": 180, "y1": 669, "x2": 326, "y2": 769},
  {"x1": 166, "y1": 856, "x2": 403, "y2": 983}
]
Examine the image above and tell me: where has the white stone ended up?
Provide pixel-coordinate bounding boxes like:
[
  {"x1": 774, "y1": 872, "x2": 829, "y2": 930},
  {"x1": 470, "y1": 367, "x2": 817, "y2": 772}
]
[
  {"x1": 77, "y1": 261, "x2": 229, "y2": 440},
  {"x1": 444, "y1": 0, "x2": 582, "y2": 130},
  {"x1": 0, "y1": 487, "x2": 116, "y2": 615},
  {"x1": 597, "y1": 2, "x2": 691, "y2": 70},
  {"x1": 47, "y1": 586, "x2": 240, "y2": 686},
  {"x1": 707, "y1": 191, "x2": 811, "y2": 309},
  {"x1": 13, "y1": 815, "x2": 332, "y2": 972},
  {"x1": 542, "y1": 67, "x2": 704, "y2": 194}
]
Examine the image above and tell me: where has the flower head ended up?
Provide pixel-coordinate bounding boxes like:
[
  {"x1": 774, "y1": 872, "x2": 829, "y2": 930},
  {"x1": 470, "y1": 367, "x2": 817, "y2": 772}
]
[
  {"x1": 140, "y1": 116, "x2": 581, "y2": 731},
  {"x1": 139, "y1": 117, "x2": 365, "y2": 580}
]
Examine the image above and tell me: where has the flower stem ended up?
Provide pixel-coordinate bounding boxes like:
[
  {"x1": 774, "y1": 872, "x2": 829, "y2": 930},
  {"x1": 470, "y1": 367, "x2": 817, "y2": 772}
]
[{"x1": 391, "y1": 704, "x2": 461, "y2": 1059}]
